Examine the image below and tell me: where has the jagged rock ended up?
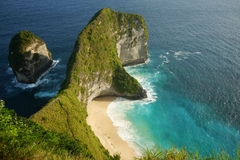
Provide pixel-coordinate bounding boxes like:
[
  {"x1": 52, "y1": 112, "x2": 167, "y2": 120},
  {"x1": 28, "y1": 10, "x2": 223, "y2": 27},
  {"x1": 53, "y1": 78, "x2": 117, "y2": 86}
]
[
  {"x1": 116, "y1": 16, "x2": 148, "y2": 66},
  {"x1": 62, "y1": 8, "x2": 148, "y2": 105},
  {"x1": 8, "y1": 30, "x2": 52, "y2": 83}
]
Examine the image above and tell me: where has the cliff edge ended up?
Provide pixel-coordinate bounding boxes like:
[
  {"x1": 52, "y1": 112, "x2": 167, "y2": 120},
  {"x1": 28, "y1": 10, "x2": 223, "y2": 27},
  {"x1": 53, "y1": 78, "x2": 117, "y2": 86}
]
[
  {"x1": 31, "y1": 8, "x2": 148, "y2": 159},
  {"x1": 62, "y1": 8, "x2": 148, "y2": 105},
  {"x1": 8, "y1": 30, "x2": 52, "y2": 83}
]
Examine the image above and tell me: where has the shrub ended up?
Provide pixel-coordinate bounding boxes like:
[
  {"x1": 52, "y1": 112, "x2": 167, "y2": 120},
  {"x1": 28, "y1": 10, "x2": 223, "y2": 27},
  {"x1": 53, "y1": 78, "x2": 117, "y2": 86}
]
[
  {"x1": 0, "y1": 107, "x2": 84, "y2": 159},
  {"x1": 136, "y1": 146, "x2": 239, "y2": 160}
]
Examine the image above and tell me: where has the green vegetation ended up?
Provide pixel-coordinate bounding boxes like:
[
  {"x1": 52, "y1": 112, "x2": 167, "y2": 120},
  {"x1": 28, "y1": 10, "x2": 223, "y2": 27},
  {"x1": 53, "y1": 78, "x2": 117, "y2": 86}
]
[
  {"x1": 31, "y1": 89, "x2": 117, "y2": 160},
  {"x1": 8, "y1": 30, "x2": 44, "y2": 71},
  {"x1": 1, "y1": 102, "x2": 238, "y2": 160},
  {"x1": 2, "y1": 8, "x2": 148, "y2": 159},
  {"x1": 136, "y1": 146, "x2": 188, "y2": 160},
  {"x1": 136, "y1": 146, "x2": 240, "y2": 160},
  {"x1": 62, "y1": 7, "x2": 146, "y2": 97},
  {"x1": 9, "y1": 30, "x2": 43, "y2": 55},
  {"x1": 113, "y1": 65, "x2": 142, "y2": 94},
  {"x1": 88, "y1": 8, "x2": 148, "y2": 40},
  {"x1": 0, "y1": 106, "x2": 86, "y2": 160},
  {"x1": 3, "y1": 7, "x2": 238, "y2": 160},
  {"x1": 30, "y1": 8, "x2": 147, "y2": 159}
]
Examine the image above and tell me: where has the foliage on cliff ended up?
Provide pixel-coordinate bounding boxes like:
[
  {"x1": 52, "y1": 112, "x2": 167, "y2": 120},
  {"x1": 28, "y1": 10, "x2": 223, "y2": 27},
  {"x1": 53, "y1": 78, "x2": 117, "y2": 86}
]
[
  {"x1": 1, "y1": 7, "x2": 239, "y2": 160},
  {"x1": 9, "y1": 30, "x2": 44, "y2": 54},
  {"x1": 2, "y1": 7, "x2": 148, "y2": 159},
  {"x1": 88, "y1": 8, "x2": 148, "y2": 41},
  {"x1": 1, "y1": 102, "x2": 238, "y2": 160},
  {"x1": 30, "y1": 8, "x2": 149, "y2": 159},
  {"x1": 31, "y1": 89, "x2": 117, "y2": 160},
  {"x1": 62, "y1": 7, "x2": 146, "y2": 97},
  {"x1": 8, "y1": 30, "x2": 45, "y2": 71},
  {"x1": 0, "y1": 106, "x2": 87, "y2": 159},
  {"x1": 9, "y1": 30, "x2": 53, "y2": 83}
]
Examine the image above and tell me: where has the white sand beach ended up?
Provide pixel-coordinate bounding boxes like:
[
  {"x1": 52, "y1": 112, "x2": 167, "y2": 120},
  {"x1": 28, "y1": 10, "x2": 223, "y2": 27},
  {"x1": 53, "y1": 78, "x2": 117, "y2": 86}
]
[{"x1": 87, "y1": 96, "x2": 137, "y2": 160}]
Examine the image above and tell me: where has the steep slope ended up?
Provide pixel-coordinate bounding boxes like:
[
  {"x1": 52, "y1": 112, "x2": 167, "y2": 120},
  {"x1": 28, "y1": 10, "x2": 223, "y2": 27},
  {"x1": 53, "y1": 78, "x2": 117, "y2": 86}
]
[
  {"x1": 31, "y1": 8, "x2": 148, "y2": 160},
  {"x1": 62, "y1": 7, "x2": 148, "y2": 105}
]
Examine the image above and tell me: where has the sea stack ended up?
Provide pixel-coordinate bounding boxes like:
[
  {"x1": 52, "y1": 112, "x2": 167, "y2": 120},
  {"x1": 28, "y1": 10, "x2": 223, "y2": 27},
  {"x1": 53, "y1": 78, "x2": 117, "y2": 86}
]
[{"x1": 8, "y1": 30, "x2": 52, "y2": 83}]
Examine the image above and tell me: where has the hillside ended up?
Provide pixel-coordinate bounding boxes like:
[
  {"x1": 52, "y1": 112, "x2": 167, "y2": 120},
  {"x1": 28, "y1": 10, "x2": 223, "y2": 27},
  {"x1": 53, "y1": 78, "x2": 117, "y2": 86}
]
[{"x1": 30, "y1": 8, "x2": 148, "y2": 160}]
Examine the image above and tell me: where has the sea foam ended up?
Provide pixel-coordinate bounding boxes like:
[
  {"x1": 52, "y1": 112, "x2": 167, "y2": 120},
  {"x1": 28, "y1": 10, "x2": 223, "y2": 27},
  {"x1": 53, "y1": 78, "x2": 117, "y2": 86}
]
[
  {"x1": 5, "y1": 59, "x2": 60, "y2": 98},
  {"x1": 159, "y1": 50, "x2": 201, "y2": 63},
  {"x1": 107, "y1": 62, "x2": 158, "y2": 155},
  {"x1": 8, "y1": 60, "x2": 60, "y2": 91},
  {"x1": 106, "y1": 54, "x2": 240, "y2": 157},
  {"x1": 107, "y1": 98, "x2": 145, "y2": 156},
  {"x1": 173, "y1": 51, "x2": 201, "y2": 60}
]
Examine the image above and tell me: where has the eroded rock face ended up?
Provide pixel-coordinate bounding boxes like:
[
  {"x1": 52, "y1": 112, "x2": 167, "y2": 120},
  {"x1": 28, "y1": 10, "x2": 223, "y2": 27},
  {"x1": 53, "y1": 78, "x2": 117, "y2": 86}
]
[
  {"x1": 8, "y1": 30, "x2": 52, "y2": 83},
  {"x1": 62, "y1": 8, "x2": 148, "y2": 106},
  {"x1": 116, "y1": 25, "x2": 148, "y2": 66}
]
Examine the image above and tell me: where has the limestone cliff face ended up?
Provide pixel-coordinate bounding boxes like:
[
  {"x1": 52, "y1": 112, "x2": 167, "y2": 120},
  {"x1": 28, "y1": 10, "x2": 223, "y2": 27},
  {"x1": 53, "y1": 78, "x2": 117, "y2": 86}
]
[
  {"x1": 8, "y1": 30, "x2": 52, "y2": 83},
  {"x1": 62, "y1": 8, "x2": 148, "y2": 105},
  {"x1": 116, "y1": 23, "x2": 148, "y2": 66}
]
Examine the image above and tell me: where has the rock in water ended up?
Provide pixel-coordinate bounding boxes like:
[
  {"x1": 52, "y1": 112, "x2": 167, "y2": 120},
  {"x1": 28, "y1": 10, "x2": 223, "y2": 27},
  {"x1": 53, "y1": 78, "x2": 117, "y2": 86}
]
[{"x1": 8, "y1": 30, "x2": 52, "y2": 83}]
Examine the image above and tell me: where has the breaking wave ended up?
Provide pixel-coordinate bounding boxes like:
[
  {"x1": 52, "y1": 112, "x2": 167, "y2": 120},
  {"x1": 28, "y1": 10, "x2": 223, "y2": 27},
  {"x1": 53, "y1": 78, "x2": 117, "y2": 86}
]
[{"x1": 6, "y1": 60, "x2": 60, "y2": 91}]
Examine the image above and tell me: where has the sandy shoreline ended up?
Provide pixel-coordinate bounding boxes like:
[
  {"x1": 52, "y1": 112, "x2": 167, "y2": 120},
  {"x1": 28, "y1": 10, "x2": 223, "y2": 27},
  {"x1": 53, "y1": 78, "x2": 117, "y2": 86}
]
[{"x1": 87, "y1": 96, "x2": 137, "y2": 160}]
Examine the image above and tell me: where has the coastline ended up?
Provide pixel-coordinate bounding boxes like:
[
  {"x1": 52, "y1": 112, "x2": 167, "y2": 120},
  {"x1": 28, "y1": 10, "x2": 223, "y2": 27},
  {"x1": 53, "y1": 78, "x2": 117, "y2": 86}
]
[{"x1": 87, "y1": 96, "x2": 137, "y2": 160}]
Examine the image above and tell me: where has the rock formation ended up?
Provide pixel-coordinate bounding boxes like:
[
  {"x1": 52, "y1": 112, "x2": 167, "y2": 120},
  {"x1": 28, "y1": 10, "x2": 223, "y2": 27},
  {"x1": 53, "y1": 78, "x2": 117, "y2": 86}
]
[
  {"x1": 31, "y1": 8, "x2": 148, "y2": 159},
  {"x1": 8, "y1": 30, "x2": 52, "y2": 83},
  {"x1": 62, "y1": 8, "x2": 148, "y2": 105},
  {"x1": 116, "y1": 15, "x2": 148, "y2": 66}
]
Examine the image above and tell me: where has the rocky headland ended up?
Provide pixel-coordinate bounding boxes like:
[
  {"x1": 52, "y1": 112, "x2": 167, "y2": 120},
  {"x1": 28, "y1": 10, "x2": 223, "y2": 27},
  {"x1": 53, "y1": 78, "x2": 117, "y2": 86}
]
[
  {"x1": 30, "y1": 8, "x2": 148, "y2": 159},
  {"x1": 61, "y1": 8, "x2": 148, "y2": 105},
  {"x1": 8, "y1": 30, "x2": 52, "y2": 83}
]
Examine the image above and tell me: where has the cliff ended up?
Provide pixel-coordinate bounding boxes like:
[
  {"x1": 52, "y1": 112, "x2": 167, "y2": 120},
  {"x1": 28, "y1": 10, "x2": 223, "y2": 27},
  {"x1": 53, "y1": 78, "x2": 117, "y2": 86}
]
[
  {"x1": 115, "y1": 14, "x2": 148, "y2": 66},
  {"x1": 62, "y1": 8, "x2": 148, "y2": 105},
  {"x1": 8, "y1": 30, "x2": 52, "y2": 83},
  {"x1": 30, "y1": 8, "x2": 148, "y2": 159}
]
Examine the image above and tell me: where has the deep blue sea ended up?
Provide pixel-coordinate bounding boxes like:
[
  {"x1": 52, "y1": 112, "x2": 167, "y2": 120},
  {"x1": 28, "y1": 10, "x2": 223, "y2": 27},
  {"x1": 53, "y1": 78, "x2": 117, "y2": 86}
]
[{"x1": 0, "y1": 0, "x2": 240, "y2": 158}]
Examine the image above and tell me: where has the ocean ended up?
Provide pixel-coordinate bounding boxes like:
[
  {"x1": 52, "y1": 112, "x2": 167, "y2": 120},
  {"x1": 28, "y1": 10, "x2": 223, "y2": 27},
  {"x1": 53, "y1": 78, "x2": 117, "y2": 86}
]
[{"x1": 0, "y1": 0, "x2": 239, "y2": 157}]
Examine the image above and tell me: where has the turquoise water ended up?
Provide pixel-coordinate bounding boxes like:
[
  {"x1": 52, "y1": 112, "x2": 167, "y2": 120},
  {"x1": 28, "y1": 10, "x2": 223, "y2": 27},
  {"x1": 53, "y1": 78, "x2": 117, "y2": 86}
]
[
  {"x1": 108, "y1": 56, "x2": 240, "y2": 156},
  {"x1": 0, "y1": 0, "x2": 240, "y2": 157}
]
